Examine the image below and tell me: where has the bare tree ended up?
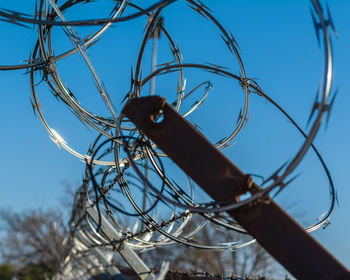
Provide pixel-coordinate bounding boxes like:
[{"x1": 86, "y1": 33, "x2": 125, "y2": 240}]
[
  {"x1": 141, "y1": 214, "x2": 285, "y2": 279},
  {"x1": 0, "y1": 208, "x2": 70, "y2": 279}
]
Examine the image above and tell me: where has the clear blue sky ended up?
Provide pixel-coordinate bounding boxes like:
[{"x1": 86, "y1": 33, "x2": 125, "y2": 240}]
[{"x1": 1, "y1": 0, "x2": 350, "y2": 270}]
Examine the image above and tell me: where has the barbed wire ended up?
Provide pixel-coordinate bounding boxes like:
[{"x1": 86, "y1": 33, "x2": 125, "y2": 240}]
[{"x1": 0, "y1": 0, "x2": 339, "y2": 278}]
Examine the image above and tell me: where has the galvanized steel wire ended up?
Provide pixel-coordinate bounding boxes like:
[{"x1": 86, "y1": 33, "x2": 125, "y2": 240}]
[{"x1": 0, "y1": 0, "x2": 339, "y2": 278}]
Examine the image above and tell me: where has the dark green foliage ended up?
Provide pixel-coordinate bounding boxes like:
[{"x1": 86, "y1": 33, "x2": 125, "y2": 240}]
[{"x1": 0, "y1": 264, "x2": 12, "y2": 280}]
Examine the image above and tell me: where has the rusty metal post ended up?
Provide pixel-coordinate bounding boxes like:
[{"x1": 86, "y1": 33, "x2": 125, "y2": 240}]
[{"x1": 123, "y1": 96, "x2": 350, "y2": 280}]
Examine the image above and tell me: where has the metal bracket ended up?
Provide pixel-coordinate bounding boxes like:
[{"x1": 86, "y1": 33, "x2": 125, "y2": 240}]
[{"x1": 123, "y1": 96, "x2": 350, "y2": 280}]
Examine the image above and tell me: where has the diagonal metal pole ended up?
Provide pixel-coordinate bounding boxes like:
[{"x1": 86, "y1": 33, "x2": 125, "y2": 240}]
[
  {"x1": 85, "y1": 200, "x2": 155, "y2": 280},
  {"x1": 75, "y1": 230, "x2": 125, "y2": 280},
  {"x1": 123, "y1": 96, "x2": 350, "y2": 280}
]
